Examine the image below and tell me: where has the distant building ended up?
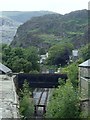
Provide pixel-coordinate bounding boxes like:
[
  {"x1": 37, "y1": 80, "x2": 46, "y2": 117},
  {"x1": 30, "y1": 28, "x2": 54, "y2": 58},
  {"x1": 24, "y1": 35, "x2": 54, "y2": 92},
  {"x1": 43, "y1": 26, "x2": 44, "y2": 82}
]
[
  {"x1": 72, "y1": 50, "x2": 78, "y2": 56},
  {"x1": 0, "y1": 63, "x2": 12, "y2": 75},
  {"x1": 72, "y1": 49, "x2": 78, "y2": 61},
  {"x1": 39, "y1": 52, "x2": 48, "y2": 64},
  {"x1": 79, "y1": 59, "x2": 90, "y2": 117}
]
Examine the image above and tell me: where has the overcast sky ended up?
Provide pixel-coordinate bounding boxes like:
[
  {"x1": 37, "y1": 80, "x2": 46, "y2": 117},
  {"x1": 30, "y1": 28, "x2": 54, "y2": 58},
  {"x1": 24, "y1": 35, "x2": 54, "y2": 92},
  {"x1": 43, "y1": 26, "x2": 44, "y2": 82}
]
[{"x1": 0, "y1": 0, "x2": 89, "y2": 14}]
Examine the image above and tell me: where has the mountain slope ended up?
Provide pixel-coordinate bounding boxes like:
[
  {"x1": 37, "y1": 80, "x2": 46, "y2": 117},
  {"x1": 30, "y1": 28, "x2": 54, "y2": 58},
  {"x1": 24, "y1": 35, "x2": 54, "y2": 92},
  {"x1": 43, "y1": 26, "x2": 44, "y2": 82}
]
[
  {"x1": 0, "y1": 11, "x2": 56, "y2": 44},
  {"x1": 0, "y1": 16, "x2": 21, "y2": 44},
  {"x1": 11, "y1": 9, "x2": 89, "y2": 49},
  {"x1": 1, "y1": 11, "x2": 56, "y2": 23}
]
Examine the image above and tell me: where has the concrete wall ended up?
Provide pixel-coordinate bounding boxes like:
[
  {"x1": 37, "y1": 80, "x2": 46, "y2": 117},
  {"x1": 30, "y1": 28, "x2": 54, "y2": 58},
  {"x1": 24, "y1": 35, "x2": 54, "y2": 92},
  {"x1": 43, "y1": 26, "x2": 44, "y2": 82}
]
[{"x1": 0, "y1": 75, "x2": 20, "y2": 119}]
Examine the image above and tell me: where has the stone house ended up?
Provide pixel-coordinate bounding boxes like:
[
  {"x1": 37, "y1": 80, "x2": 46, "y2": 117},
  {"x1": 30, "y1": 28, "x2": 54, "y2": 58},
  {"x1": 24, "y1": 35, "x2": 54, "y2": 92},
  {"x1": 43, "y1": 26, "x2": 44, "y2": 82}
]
[{"x1": 79, "y1": 59, "x2": 90, "y2": 117}]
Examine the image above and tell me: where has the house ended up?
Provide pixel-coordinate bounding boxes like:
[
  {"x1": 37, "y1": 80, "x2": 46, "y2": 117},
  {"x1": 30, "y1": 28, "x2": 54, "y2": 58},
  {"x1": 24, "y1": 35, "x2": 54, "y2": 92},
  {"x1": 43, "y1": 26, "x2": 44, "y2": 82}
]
[
  {"x1": 39, "y1": 52, "x2": 48, "y2": 64},
  {"x1": 0, "y1": 62, "x2": 12, "y2": 75},
  {"x1": 79, "y1": 59, "x2": 90, "y2": 117}
]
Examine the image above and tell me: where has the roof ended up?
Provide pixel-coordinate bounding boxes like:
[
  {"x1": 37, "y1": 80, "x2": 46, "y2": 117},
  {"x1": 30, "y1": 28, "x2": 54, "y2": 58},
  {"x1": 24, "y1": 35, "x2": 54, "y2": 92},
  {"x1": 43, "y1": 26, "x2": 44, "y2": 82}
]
[
  {"x1": 0, "y1": 63, "x2": 12, "y2": 73},
  {"x1": 79, "y1": 59, "x2": 90, "y2": 68}
]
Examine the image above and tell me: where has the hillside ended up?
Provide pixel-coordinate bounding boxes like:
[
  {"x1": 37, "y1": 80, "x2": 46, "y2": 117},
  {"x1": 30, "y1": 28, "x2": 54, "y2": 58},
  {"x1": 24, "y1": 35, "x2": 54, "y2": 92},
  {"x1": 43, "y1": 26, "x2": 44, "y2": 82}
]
[
  {"x1": 0, "y1": 11, "x2": 55, "y2": 44},
  {"x1": 1, "y1": 11, "x2": 55, "y2": 23},
  {"x1": 11, "y1": 9, "x2": 89, "y2": 49},
  {"x1": 0, "y1": 16, "x2": 21, "y2": 44}
]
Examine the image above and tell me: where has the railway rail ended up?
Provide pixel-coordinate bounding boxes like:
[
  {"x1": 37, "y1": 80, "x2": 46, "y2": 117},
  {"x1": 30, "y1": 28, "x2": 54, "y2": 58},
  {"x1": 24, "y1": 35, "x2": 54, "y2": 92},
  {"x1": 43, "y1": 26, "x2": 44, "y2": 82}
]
[{"x1": 34, "y1": 88, "x2": 49, "y2": 116}]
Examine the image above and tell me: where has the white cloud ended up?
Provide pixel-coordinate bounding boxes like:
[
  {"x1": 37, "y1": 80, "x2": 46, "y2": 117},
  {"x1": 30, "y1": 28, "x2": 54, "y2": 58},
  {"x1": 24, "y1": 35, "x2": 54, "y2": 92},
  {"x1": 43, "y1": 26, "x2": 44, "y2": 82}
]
[{"x1": 0, "y1": 0, "x2": 89, "y2": 14}]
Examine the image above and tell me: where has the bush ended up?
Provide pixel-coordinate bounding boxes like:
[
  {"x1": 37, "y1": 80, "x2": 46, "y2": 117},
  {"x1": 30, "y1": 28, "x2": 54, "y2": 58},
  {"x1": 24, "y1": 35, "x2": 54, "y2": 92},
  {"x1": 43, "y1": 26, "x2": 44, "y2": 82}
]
[
  {"x1": 61, "y1": 62, "x2": 79, "y2": 89},
  {"x1": 19, "y1": 80, "x2": 34, "y2": 118},
  {"x1": 46, "y1": 81, "x2": 80, "y2": 118}
]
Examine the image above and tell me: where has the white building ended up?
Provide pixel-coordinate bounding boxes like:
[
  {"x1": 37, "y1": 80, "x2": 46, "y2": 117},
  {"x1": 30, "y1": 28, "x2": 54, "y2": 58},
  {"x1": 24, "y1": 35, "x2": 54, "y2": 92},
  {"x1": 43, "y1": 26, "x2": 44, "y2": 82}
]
[
  {"x1": 72, "y1": 49, "x2": 78, "y2": 61},
  {"x1": 39, "y1": 52, "x2": 48, "y2": 64}
]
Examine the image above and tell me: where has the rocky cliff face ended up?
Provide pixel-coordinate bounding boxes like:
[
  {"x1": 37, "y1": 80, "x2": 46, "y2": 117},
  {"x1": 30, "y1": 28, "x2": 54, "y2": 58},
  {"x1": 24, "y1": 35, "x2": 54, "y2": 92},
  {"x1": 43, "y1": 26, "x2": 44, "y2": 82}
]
[
  {"x1": 0, "y1": 11, "x2": 55, "y2": 45},
  {"x1": 0, "y1": 16, "x2": 21, "y2": 45}
]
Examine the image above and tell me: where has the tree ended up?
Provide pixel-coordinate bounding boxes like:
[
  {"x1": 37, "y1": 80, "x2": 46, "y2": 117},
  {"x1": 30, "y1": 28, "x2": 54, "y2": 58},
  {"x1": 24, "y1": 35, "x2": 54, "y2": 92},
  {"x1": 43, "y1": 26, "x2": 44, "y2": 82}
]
[
  {"x1": 19, "y1": 80, "x2": 34, "y2": 118},
  {"x1": 46, "y1": 81, "x2": 80, "y2": 118},
  {"x1": 2, "y1": 45, "x2": 40, "y2": 73},
  {"x1": 39, "y1": 48, "x2": 46, "y2": 55},
  {"x1": 61, "y1": 62, "x2": 79, "y2": 89},
  {"x1": 2, "y1": 44, "x2": 12, "y2": 63},
  {"x1": 47, "y1": 43, "x2": 73, "y2": 66},
  {"x1": 24, "y1": 46, "x2": 40, "y2": 71},
  {"x1": 80, "y1": 43, "x2": 90, "y2": 61},
  {"x1": 13, "y1": 47, "x2": 24, "y2": 58},
  {"x1": 68, "y1": 63, "x2": 78, "y2": 88}
]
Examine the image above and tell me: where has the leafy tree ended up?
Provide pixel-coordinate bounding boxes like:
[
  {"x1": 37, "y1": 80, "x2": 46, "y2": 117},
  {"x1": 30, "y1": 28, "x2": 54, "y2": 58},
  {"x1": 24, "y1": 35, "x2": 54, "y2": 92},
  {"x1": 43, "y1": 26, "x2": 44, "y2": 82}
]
[
  {"x1": 61, "y1": 62, "x2": 79, "y2": 89},
  {"x1": 46, "y1": 81, "x2": 80, "y2": 118},
  {"x1": 11, "y1": 58, "x2": 32, "y2": 72},
  {"x1": 2, "y1": 44, "x2": 12, "y2": 63},
  {"x1": 47, "y1": 43, "x2": 73, "y2": 66},
  {"x1": 39, "y1": 48, "x2": 46, "y2": 55},
  {"x1": 24, "y1": 61, "x2": 32, "y2": 73},
  {"x1": 12, "y1": 47, "x2": 24, "y2": 58},
  {"x1": 68, "y1": 63, "x2": 78, "y2": 88},
  {"x1": 80, "y1": 43, "x2": 90, "y2": 61},
  {"x1": 2, "y1": 45, "x2": 40, "y2": 73},
  {"x1": 19, "y1": 80, "x2": 34, "y2": 118},
  {"x1": 24, "y1": 46, "x2": 40, "y2": 71}
]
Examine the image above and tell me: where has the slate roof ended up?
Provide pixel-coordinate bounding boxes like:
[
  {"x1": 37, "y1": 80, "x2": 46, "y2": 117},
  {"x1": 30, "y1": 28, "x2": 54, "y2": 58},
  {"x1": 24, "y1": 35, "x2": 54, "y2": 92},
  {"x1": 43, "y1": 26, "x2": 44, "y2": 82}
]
[
  {"x1": 79, "y1": 59, "x2": 90, "y2": 68},
  {"x1": 0, "y1": 63, "x2": 12, "y2": 73}
]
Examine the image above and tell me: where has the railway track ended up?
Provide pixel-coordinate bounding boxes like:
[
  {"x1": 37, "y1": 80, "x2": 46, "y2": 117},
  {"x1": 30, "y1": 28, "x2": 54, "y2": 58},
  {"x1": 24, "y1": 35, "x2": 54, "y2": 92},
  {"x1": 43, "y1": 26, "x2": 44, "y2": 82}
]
[{"x1": 34, "y1": 88, "x2": 49, "y2": 116}]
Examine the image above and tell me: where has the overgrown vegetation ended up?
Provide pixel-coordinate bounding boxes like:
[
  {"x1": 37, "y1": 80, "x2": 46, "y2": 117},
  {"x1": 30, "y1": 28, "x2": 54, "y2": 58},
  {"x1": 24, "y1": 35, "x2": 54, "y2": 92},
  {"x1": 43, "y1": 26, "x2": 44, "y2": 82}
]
[
  {"x1": 80, "y1": 43, "x2": 90, "y2": 61},
  {"x1": 47, "y1": 42, "x2": 73, "y2": 66},
  {"x1": 45, "y1": 60, "x2": 84, "y2": 118},
  {"x1": 46, "y1": 81, "x2": 80, "y2": 118},
  {"x1": 2, "y1": 44, "x2": 40, "y2": 73},
  {"x1": 61, "y1": 62, "x2": 79, "y2": 89},
  {"x1": 19, "y1": 80, "x2": 34, "y2": 118}
]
